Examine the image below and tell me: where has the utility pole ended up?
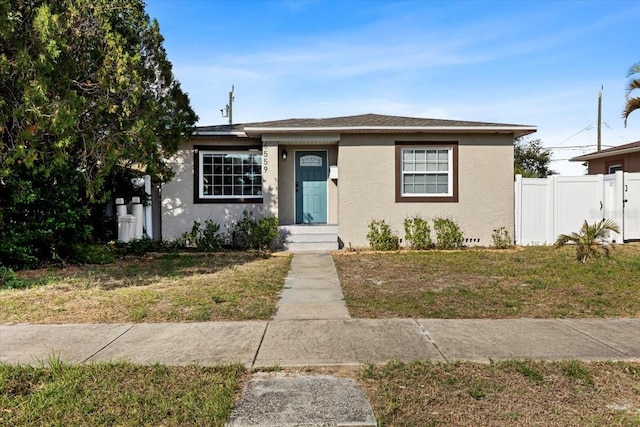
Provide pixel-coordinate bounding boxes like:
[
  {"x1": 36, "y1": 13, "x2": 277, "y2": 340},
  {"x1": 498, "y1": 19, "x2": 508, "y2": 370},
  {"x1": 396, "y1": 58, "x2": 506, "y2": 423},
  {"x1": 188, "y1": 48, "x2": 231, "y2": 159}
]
[
  {"x1": 220, "y1": 85, "x2": 234, "y2": 124},
  {"x1": 597, "y1": 86, "x2": 602, "y2": 151}
]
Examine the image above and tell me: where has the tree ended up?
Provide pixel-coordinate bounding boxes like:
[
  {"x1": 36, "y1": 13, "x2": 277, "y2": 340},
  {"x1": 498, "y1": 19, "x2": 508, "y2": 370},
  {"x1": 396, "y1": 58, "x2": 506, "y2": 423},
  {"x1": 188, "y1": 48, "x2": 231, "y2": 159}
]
[
  {"x1": 0, "y1": 0, "x2": 197, "y2": 268},
  {"x1": 514, "y1": 137, "x2": 555, "y2": 178},
  {"x1": 623, "y1": 61, "x2": 640, "y2": 127},
  {"x1": 555, "y1": 219, "x2": 620, "y2": 263}
]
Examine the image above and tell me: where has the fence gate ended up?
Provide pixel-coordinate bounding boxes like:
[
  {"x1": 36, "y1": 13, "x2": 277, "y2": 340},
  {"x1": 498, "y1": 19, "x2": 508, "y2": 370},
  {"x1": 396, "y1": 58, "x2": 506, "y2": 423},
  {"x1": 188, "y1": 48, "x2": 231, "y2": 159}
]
[
  {"x1": 624, "y1": 172, "x2": 640, "y2": 240},
  {"x1": 515, "y1": 172, "x2": 640, "y2": 245}
]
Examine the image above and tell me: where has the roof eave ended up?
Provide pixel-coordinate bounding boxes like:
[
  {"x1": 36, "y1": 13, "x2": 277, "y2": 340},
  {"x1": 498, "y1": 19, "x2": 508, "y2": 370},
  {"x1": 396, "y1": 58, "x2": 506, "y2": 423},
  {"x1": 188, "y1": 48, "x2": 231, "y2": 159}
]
[
  {"x1": 243, "y1": 126, "x2": 537, "y2": 137},
  {"x1": 570, "y1": 147, "x2": 640, "y2": 162},
  {"x1": 193, "y1": 130, "x2": 248, "y2": 137}
]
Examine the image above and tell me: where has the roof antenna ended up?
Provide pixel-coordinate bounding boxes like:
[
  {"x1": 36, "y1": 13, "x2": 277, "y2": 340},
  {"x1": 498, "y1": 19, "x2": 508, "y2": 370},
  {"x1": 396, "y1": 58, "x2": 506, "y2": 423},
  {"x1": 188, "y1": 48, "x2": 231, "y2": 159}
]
[{"x1": 220, "y1": 85, "x2": 234, "y2": 124}]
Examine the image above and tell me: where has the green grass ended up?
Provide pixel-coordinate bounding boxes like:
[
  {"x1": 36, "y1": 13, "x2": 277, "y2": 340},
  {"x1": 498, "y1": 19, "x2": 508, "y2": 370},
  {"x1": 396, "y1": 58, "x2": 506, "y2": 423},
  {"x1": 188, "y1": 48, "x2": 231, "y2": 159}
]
[
  {"x1": 0, "y1": 360, "x2": 244, "y2": 427},
  {"x1": 334, "y1": 245, "x2": 640, "y2": 318},
  {"x1": 0, "y1": 253, "x2": 292, "y2": 323},
  {"x1": 359, "y1": 360, "x2": 640, "y2": 426}
]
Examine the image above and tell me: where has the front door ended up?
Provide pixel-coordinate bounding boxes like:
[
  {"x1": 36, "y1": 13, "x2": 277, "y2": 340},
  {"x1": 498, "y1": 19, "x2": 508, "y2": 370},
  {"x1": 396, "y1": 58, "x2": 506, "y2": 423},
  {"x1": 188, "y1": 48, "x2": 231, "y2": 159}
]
[{"x1": 295, "y1": 151, "x2": 328, "y2": 224}]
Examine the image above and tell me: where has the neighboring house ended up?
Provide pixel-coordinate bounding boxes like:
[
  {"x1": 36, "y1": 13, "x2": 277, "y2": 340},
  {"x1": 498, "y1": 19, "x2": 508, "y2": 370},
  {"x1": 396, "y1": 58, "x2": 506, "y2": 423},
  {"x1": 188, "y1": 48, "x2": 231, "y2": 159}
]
[
  {"x1": 161, "y1": 114, "x2": 536, "y2": 250},
  {"x1": 570, "y1": 140, "x2": 640, "y2": 174}
]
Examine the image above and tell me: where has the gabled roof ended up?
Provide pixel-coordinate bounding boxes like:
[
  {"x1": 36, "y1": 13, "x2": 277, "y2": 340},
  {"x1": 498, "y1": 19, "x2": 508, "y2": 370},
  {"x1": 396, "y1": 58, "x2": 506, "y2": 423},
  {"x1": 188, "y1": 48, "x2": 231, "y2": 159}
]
[
  {"x1": 195, "y1": 113, "x2": 536, "y2": 138},
  {"x1": 570, "y1": 140, "x2": 640, "y2": 161}
]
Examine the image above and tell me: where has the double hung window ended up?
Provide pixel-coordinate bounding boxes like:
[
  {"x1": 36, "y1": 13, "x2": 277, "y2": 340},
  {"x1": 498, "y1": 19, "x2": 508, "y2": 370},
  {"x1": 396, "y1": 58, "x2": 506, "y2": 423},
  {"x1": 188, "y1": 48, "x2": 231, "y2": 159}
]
[{"x1": 395, "y1": 142, "x2": 458, "y2": 203}]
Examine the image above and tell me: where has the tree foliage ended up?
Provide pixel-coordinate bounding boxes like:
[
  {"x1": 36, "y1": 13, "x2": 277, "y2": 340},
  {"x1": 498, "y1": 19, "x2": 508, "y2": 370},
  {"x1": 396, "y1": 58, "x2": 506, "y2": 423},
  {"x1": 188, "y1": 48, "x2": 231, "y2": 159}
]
[
  {"x1": 514, "y1": 137, "x2": 555, "y2": 178},
  {"x1": 623, "y1": 61, "x2": 640, "y2": 127},
  {"x1": 0, "y1": 0, "x2": 197, "y2": 268}
]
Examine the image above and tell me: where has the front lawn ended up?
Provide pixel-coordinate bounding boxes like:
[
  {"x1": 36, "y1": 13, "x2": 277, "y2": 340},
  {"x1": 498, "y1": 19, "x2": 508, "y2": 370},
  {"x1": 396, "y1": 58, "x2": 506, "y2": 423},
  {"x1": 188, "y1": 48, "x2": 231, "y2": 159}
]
[
  {"x1": 360, "y1": 360, "x2": 640, "y2": 426},
  {"x1": 0, "y1": 361, "x2": 243, "y2": 427},
  {"x1": 333, "y1": 245, "x2": 640, "y2": 318},
  {"x1": 0, "y1": 253, "x2": 292, "y2": 323}
]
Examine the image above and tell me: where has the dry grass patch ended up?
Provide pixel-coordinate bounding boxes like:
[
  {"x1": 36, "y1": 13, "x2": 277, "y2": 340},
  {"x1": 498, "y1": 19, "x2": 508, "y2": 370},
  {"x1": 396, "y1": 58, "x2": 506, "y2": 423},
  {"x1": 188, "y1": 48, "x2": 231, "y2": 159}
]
[
  {"x1": 0, "y1": 253, "x2": 291, "y2": 323},
  {"x1": 0, "y1": 360, "x2": 244, "y2": 426},
  {"x1": 360, "y1": 360, "x2": 640, "y2": 426},
  {"x1": 333, "y1": 245, "x2": 640, "y2": 318}
]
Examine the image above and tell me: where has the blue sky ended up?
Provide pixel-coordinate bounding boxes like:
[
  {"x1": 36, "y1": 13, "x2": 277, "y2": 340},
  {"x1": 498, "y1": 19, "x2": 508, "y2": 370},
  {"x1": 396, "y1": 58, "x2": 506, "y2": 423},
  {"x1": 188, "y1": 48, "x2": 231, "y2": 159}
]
[{"x1": 145, "y1": 0, "x2": 640, "y2": 175}]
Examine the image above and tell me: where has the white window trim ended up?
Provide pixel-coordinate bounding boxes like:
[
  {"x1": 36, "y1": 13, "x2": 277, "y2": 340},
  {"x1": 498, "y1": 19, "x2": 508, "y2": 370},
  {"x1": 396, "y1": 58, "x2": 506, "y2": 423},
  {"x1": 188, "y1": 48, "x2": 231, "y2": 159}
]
[
  {"x1": 198, "y1": 149, "x2": 263, "y2": 200},
  {"x1": 401, "y1": 147, "x2": 454, "y2": 197}
]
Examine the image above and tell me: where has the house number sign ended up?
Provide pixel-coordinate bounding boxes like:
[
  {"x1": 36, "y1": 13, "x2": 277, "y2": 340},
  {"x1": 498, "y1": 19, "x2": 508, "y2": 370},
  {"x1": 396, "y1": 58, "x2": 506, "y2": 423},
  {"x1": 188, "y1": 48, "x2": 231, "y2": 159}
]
[
  {"x1": 262, "y1": 142, "x2": 269, "y2": 173},
  {"x1": 300, "y1": 155, "x2": 322, "y2": 167}
]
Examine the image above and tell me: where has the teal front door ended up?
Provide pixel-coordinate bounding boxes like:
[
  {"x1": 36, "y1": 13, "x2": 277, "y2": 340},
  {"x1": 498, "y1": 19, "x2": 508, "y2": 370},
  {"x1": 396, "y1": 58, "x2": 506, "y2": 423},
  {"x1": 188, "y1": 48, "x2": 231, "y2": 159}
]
[{"x1": 295, "y1": 151, "x2": 328, "y2": 224}]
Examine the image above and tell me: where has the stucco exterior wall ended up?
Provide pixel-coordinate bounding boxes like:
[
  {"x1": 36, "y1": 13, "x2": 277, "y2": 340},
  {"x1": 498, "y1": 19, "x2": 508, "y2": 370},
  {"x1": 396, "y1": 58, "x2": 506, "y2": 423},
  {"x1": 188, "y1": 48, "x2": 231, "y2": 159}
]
[
  {"x1": 587, "y1": 152, "x2": 640, "y2": 174},
  {"x1": 337, "y1": 133, "x2": 515, "y2": 248},
  {"x1": 161, "y1": 138, "x2": 276, "y2": 240},
  {"x1": 162, "y1": 133, "x2": 516, "y2": 248}
]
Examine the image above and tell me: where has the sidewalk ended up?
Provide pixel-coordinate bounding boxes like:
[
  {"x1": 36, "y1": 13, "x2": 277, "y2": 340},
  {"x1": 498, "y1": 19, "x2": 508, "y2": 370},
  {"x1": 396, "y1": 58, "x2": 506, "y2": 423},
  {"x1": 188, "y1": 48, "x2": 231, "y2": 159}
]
[{"x1": 1, "y1": 253, "x2": 639, "y2": 367}]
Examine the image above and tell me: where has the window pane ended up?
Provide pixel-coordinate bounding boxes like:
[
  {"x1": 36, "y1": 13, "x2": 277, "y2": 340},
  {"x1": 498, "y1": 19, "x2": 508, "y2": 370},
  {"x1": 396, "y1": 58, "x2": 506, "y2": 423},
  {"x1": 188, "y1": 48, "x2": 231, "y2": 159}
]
[
  {"x1": 201, "y1": 151, "x2": 263, "y2": 198},
  {"x1": 415, "y1": 151, "x2": 426, "y2": 161}
]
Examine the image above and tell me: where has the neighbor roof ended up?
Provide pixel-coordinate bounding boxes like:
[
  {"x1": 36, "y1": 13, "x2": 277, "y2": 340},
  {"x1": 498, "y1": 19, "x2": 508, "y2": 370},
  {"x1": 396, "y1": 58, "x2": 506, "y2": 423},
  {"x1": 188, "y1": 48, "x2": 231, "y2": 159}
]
[
  {"x1": 195, "y1": 113, "x2": 536, "y2": 138},
  {"x1": 570, "y1": 140, "x2": 640, "y2": 161}
]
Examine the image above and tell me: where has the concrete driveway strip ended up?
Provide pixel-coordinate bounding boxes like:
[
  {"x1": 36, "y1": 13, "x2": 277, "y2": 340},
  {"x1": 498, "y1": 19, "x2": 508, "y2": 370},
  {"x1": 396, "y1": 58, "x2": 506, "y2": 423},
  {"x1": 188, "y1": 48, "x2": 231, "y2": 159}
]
[
  {"x1": 0, "y1": 323, "x2": 132, "y2": 365},
  {"x1": 559, "y1": 318, "x2": 640, "y2": 360},
  {"x1": 418, "y1": 319, "x2": 631, "y2": 362},
  {"x1": 88, "y1": 321, "x2": 267, "y2": 367},
  {"x1": 254, "y1": 318, "x2": 443, "y2": 367}
]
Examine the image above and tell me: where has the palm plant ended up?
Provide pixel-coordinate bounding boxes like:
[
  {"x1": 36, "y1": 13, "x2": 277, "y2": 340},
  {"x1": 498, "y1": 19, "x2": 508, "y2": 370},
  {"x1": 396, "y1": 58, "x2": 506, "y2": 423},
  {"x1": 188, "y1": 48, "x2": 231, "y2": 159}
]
[
  {"x1": 623, "y1": 61, "x2": 640, "y2": 127},
  {"x1": 555, "y1": 219, "x2": 620, "y2": 263}
]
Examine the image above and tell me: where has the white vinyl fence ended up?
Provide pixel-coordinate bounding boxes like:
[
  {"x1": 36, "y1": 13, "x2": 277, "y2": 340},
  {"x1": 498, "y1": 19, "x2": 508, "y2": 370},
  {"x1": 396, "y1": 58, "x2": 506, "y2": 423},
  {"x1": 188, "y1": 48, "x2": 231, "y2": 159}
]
[{"x1": 515, "y1": 171, "x2": 640, "y2": 245}]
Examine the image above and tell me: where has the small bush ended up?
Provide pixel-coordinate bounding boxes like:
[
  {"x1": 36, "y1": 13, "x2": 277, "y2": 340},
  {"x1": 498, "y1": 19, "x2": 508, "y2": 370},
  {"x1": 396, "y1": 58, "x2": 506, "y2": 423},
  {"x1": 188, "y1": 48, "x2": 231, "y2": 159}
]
[
  {"x1": 182, "y1": 220, "x2": 225, "y2": 251},
  {"x1": 367, "y1": 219, "x2": 400, "y2": 251},
  {"x1": 229, "y1": 210, "x2": 279, "y2": 251},
  {"x1": 0, "y1": 266, "x2": 27, "y2": 289},
  {"x1": 491, "y1": 227, "x2": 513, "y2": 249},
  {"x1": 433, "y1": 217, "x2": 464, "y2": 249},
  {"x1": 404, "y1": 216, "x2": 432, "y2": 250}
]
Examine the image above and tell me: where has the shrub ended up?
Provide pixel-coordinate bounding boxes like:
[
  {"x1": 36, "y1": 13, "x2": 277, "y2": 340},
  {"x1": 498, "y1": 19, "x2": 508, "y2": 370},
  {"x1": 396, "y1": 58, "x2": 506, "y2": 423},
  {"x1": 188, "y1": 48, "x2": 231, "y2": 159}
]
[
  {"x1": 491, "y1": 227, "x2": 513, "y2": 249},
  {"x1": 62, "y1": 243, "x2": 116, "y2": 264},
  {"x1": 433, "y1": 217, "x2": 464, "y2": 249},
  {"x1": 182, "y1": 220, "x2": 225, "y2": 252},
  {"x1": 555, "y1": 219, "x2": 619, "y2": 263},
  {"x1": 404, "y1": 216, "x2": 432, "y2": 249},
  {"x1": 229, "y1": 210, "x2": 279, "y2": 251},
  {"x1": 0, "y1": 266, "x2": 27, "y2": 290},
  {"x1": 367, "y1": 219, "x2": 400, "y2": 251}
]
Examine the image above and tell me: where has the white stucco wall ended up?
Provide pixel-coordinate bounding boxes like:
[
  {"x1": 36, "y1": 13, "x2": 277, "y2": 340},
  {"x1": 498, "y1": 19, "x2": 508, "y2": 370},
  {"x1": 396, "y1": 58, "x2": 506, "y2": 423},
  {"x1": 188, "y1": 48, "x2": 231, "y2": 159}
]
[{"x1": 161, "y1": 138, "x2": 277, "y2": 240}]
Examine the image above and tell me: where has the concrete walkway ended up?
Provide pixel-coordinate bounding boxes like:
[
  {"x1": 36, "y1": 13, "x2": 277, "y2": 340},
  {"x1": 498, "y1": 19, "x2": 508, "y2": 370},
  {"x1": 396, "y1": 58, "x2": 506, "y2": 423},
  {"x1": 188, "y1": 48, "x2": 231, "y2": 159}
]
[
  {"x1": 274, "y1": 252, "x2": 350, "y2": 320},
  {"x1": 1, "y1": 252, "x2": 639, "y2": 367}
]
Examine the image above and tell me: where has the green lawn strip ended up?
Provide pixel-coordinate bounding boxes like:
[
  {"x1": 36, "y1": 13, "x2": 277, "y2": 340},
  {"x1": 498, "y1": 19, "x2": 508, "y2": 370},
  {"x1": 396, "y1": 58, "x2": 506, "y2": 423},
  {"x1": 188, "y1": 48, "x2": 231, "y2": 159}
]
[
  {"x1": 0, "y1": 253, "x2": 292, "y2": 323},
  {"x1": 359, "y1": 360, "x2": 640, "y2": 427},
  {"x1": 0, "y1": 361, "x2": 244, "y2": 427},
  {"x1": 334, "y1": 245, "x2": 640, "y2": 318}
]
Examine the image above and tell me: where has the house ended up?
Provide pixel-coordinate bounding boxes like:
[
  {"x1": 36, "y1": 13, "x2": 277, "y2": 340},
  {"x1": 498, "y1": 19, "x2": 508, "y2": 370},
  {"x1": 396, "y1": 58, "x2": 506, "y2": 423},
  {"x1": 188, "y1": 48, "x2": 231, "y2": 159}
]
[
  {"x1": 570, "y1": 140, "x2": 640, "y2": 174},
  {"x1": 161, "y1": 114, "x2": 536, "y2": 250}
]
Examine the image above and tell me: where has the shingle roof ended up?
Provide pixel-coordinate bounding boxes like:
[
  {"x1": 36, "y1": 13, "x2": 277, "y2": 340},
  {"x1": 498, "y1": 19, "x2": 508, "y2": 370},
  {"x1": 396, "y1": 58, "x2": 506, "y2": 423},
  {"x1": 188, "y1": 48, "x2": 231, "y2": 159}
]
[
  {"x1": 196, "y1": 113, "x2": 535, "y2": 136},
  {"x1": 570, "y1": 140, "x2": 640, "y2": 161}
]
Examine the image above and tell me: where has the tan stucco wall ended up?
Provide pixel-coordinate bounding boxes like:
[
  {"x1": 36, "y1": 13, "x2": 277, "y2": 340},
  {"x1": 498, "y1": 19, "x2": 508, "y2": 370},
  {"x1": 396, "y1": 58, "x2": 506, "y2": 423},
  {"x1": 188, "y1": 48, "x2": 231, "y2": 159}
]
[
  {"x1": 161, "y1": 138, "x2": 277, "y2": 240},
  {"x1": 277, "y1": 144, "x2": 339, "y2": 225},
  {"x1": 337, "y1": 133, "x2": 515, "y2": 248},
  {"x1": 162, "y1": 133, "x2": 516, "y2": 247},
  {"x1": 587, "y1": 152, "x2": 640, "y2": 174}
]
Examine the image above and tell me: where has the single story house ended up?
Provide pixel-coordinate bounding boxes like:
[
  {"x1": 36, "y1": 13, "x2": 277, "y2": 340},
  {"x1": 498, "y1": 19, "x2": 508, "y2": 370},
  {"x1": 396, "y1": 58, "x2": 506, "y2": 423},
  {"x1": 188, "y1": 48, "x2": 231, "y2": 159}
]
[
  {"x1": 161, "y1": 114, "x2": 536, "y2": 250},
  {"x1": 570, "y1": 140, "x2": 640, "y2": 174}
]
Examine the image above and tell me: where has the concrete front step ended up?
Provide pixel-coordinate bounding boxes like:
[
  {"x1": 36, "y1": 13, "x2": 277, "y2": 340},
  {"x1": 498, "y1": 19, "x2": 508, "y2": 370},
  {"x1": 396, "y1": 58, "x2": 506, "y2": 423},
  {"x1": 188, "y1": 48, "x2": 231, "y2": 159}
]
[
  {"x1": 280, "y1": 225, "x2": 339, "y2": 251},
  {"x1": 285, "y1": 241, "x2": 339, "y2": 251}
]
